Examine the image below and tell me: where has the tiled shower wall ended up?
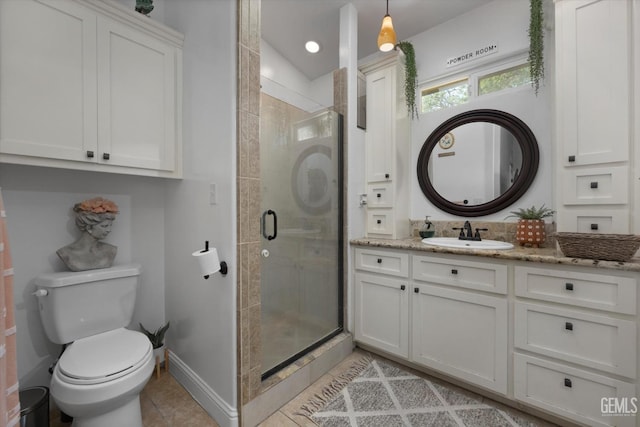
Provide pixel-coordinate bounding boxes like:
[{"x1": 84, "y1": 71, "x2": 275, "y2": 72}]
[
  {"x1": 237, "y1": 0, "x2": 350, "y2": 421},
  {"x1": 237, "y1": 0, "x2": 261, "y2": 408}
]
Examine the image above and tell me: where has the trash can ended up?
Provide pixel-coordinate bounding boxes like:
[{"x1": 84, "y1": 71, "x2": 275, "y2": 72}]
[{"x1": 19, "y1": 386, "x2": 49, "y2": 427}]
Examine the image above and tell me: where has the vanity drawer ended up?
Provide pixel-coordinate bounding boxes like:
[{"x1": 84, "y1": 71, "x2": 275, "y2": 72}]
[
  {"x1": 366, "y1": 209, "x2": 393, "y2": 236},
  {"x1": 515, "y1": 266, "x2": 636, "y2": 314},
  {"x1": 367, "y1": 182, "x2": 393, "y2": 208},
  {"x1": 514, "y1": 354, "x2": 636, "y2": 427},
  {"x1": 562, "y1": 165, "x2": 628, "y2": 205},
  {"x1": 514, "y1": 302, "x2": 636, "y2": 378},
  {"x1": 412, "y1": 254, "x2": 507, "y2": 294},
  {"x1": 557, "y1": 209, "x2": 630, "y2": 234},
  {"x1": 355, "y1": 248, "x2": 409, "y2": 278}
]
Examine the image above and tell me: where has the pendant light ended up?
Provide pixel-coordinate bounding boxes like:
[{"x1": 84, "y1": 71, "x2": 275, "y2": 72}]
[{"x1": 377, "y1": 0, "x2": 397, "y2": 52}]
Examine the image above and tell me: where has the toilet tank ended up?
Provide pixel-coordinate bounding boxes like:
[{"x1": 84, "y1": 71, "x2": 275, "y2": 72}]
[{"x1": 34, "y1": 264, "x2": 141, "y2": 344}]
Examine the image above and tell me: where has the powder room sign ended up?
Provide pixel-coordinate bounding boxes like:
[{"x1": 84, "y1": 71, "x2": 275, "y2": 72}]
[{"x1": 445, "y1": 42, "x2": 499, "y2": 68}]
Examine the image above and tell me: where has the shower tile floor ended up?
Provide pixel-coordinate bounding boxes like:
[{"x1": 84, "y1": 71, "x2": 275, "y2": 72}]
[{"x1": 49, "y1": 349, "x2": 560, "y2": 427}]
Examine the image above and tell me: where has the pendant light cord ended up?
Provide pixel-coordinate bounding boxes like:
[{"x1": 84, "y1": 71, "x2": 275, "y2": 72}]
[{"x1": 386, "y1": 0, "x2": 390, "y2": 16}]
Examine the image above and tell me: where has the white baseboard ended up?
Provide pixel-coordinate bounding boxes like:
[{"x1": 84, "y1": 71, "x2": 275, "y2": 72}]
[{"x1": 168, "y1": 350, "x2": 239, "y2": 427}]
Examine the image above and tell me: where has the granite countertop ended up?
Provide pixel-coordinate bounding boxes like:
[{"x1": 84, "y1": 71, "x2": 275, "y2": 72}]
[{"x1": 350, "y1": 237, "x2": 640, "y2": 272}]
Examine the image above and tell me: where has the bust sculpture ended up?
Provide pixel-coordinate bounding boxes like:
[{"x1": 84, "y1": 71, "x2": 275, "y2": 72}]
[{"x1": 56, "y1": 197, "x2": 119, "y2": 271}]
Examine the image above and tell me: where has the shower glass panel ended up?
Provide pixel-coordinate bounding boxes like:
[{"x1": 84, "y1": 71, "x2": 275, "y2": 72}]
[{"x1": 260, "y1": 94, "x2": 343, "y2": 378}]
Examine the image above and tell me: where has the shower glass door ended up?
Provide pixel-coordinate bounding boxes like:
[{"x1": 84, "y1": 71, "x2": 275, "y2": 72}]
[{"x1": 260, "y1": 94, "x2": 343, "y2": 378}]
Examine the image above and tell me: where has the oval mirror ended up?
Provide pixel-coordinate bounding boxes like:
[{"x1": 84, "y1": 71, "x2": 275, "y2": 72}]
[{"x1": 417, "y1": 109, "x2": 539, "y2": 217}]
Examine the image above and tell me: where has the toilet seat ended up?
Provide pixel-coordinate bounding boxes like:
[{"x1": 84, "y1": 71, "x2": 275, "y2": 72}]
[{"x1": 57, "y1": 328, "x2": 152, "y2": 385}]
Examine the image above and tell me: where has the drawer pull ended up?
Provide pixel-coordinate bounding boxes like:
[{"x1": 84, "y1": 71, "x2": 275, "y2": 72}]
[
  {"x1": 385, "y1": 173, "x2": 390, "y2": 179},
  {"x1": 565, "y1": 282, "x2": 574, "y2": 291},
  {"x1": 377, "y1": 219, "x2": 382, "y2": 224},
  {"x1": 565, "y1": 322, "x2": 573, "y2": 331},
  {"x1": 86, "y1": 150, "x2": 95, "y2": 158},
  {"x1": 590, "y1": 181, "x2": 598, "y2": 189},
  {"x1": 414, "y1": 287, "x2": 419, "y2": 293},
  {"x1": 568, "y1": 155, "x2": 576, "y2": 162},
  {"x1": 377, "y1": 193, "x2": 381, "y2": 198},
  {"x1": 564, "y1": 378, "x2": 572, "y2": 388},
  {"x1": 590, "y1": 223, "x2": 599, "y2": 231},
  {"x1": 377, "y1": 258, "x2": 382, "y2": 264},
  {"x1": 103, "y1": 152, "x2": 110, "y2": 160},
  {"x1": 400, "y1": 284, "x2": 406, "y2": 291},
  {"x1": 451, "y1": 269, "x2": 458, "y2": 275}
]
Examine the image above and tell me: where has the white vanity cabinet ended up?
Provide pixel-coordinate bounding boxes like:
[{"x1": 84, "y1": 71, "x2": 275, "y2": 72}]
[
  {"x1": 555, "y1": 0, "x2": 638, "y2": 233},
  {"x1": 360, "y1": 56, "x2": 410, "y2": 239},
  {"x1": 411, "y1": 254, "x2": 508, "y2": 395},
  {"x1": 514, "y1": 264, "x2": 638, "y2": 427},
  {"x1": 353, "y1": 248, "x2": 508, "y2": 395},
  {"x1": 354, "y1": 247, "x2": 410, "y2": 358},
  {"x1": 0, "y1": 0, "x2": 183, "y2": 178}
]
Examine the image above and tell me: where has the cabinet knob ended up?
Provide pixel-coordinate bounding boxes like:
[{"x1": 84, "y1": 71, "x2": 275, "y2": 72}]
[
  {"x1": 103, "y1": 153, "x2": 110, "y2": 160},
  {"x1": 377, "y1": 193, "x2": 381, "y2": 198},
  {"x1": 414, "y1": 287, "x2": 419, "y2": 293},
  {"x1": 400, "y1": 285, "x2": 406, "y2": 291},
  {"x1": 385, "y1": 173, "x2": 390, "y2": 179},
  {"x1": 568, "y1": 155, "x2": 576, "y2": 162},
  {"x1": 377, "y1": 258, "x2": 382, "y2": 264},
  {"x1": 564, "y1": 378, "x2": 572, "y2": 388},
  {"x1": 565, "y1": 282, "x2": 574, "y2": 291},
  {"x1": 451, "y1": 269, "x2": 458, "y2": 275},
  {"x1": 590, "y1": 223, "x2": 599, "y2": 231},
  {"x1": 86, "y1": 150, "x2": 94, "y2": 158},
  {"x1": 565, "y1": 322, "x2": 573, "y2": 331},
  {"x1": 590, "y1": 181, "x2": 598, "y2": 189},
  {"x1": 377, "y1": 219, "x2": 382, "y2": 224}
]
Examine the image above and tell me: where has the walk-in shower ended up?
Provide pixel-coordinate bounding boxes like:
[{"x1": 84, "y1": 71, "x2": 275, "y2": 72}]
[{"x1": 260, "y1": 93, "x2": 343, "y2": 378}]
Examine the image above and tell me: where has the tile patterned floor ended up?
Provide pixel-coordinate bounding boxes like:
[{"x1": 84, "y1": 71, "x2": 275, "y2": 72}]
[
  {"x1": 49, "y1": 368, "x2": 220, "y2": 427},
  {"x1": 48, "y1": 349, "x2": 558, "y2": 427},
  {"x1": 260, "y1": 349, "x2": 559, "y2": 427}
]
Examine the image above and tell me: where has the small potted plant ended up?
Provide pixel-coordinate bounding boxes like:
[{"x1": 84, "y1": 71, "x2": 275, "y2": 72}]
[
  {"x1": 140, "y1": 322, "x2": 169, "y2": 365},
  {"x1": 506, "y1": 204, "x2": 555, "y2": 247}
]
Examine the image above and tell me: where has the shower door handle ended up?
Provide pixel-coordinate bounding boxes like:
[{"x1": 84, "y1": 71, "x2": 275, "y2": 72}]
[{"x1": 261, "y1": 209, "x2": 278, "y2": 240}]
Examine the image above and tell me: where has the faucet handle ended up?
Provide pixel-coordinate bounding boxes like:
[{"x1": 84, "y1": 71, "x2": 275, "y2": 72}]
[
  {"x1": 452, "y1": 227, "x2": 465, "y2": 238},
  {"x1": 474, "y1": 228, "x2": 489, "y2": 240}
]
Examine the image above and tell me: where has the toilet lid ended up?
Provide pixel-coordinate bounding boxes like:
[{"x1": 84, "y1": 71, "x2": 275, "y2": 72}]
[{"x1": 58, "y1": 328, "x2": 152, "y2": 385}]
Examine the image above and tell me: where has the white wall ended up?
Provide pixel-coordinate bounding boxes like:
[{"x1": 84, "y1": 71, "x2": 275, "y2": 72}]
[
  {"x1": 408, "y1": 0, "x2": 553, "y2": 221},
  {"x1": 0, "y1": 165, "x2": 166, "y2": 388},
  {"x1": 163, "y1": 0, "x2": 238, "y2": 423},
  {"x1": 260, "y1": 39, "x2": 333, "y2": 111},
  {"x1": 0, "y1": 1, "x2": 238, "y2": 424}
]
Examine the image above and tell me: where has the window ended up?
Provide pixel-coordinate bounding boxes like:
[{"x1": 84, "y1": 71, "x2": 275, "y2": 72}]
[
  {"x1": 478, "y1": 63, "x2": 531, "y2": 95},
  {"x1": 421, "y1": 78, "x2": 469, "y2": 113},
  {"x1": 420, "y1": 56, "x2": 532, "y2": 115}
]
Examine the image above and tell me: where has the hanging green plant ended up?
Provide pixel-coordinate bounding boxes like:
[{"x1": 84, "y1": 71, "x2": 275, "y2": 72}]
[
  {"x1": 396, "y1": 41, "x2": 419, "y2": 120},
  {"x1": 528, "y1": 0, "x2": 544, "y2": 95}
]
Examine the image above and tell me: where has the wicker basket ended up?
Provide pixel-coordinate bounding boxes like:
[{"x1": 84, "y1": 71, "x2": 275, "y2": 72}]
[{"x1": 554, "y1": 232, "x2": 640, "y2": 262}]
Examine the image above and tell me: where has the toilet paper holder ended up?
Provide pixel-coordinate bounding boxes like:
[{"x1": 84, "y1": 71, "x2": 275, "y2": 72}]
[{"x1": 198, "y1": 241, "x2": 228, "y2": 278}]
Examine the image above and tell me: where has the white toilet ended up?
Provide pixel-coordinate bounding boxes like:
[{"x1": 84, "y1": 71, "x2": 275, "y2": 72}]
[{"x1": 35, "y1": 264, "x2": 154, "y2": 427}]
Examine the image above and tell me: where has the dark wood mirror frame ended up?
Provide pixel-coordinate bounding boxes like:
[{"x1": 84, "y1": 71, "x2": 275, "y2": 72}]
[{"x1": 417, "y1": 109, "x2": 539, "y2": 217}]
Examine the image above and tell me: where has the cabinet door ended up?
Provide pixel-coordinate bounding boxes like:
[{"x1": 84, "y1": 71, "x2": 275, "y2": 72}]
[
  {"x1": 556, "y1": 0, "x2": 631, "y2": 165},
  {"x1": 354, "y1": 272, "x2": 409, "y2": 358},
  {"x1": 0, "y1": 0, "x2": 98, "y2": 162},
  {"x1": 412, "y1": 284, "x2": 507, "y2": 394},
  {"x1": 365, "y1": 66, "x2": 395, "y2": 183},
  {"x1": 97, "y1": 17, "x2": 176, "y2": 171}
]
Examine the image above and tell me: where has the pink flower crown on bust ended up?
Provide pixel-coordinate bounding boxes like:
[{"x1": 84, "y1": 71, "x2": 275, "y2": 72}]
[{"x1": 73, "y1": 197, "x2": 119, "y2": 214}]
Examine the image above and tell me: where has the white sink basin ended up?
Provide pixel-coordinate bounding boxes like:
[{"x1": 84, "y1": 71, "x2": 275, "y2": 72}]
[{"x1": 421, "y1": 237, "x2": 514, "y2": 250}]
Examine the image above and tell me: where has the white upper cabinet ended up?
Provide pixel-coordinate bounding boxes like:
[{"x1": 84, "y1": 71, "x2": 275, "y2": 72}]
[
  {"x1": 0, "y1": 0, "x2": 183, "y2": 177},
  {"x1": 556, "y1": 0, "x2": 631, "y2": 166},
  {"x1": 555, "y1": 0, "x2": 638, "y2": 233},
  {"x1": 0, "y1": 0, "x2": 98, "y2": 163}
]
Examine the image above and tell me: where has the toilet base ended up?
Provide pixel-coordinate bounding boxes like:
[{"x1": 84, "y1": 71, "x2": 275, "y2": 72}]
[{"x1": 71, "y1": 395, "x2": 142, "y2": 427}]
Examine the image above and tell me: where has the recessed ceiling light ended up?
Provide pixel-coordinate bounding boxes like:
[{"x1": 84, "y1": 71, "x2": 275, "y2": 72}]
[{"x1": 305, "y1": 41, "x2": 321, "y2": 54}]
